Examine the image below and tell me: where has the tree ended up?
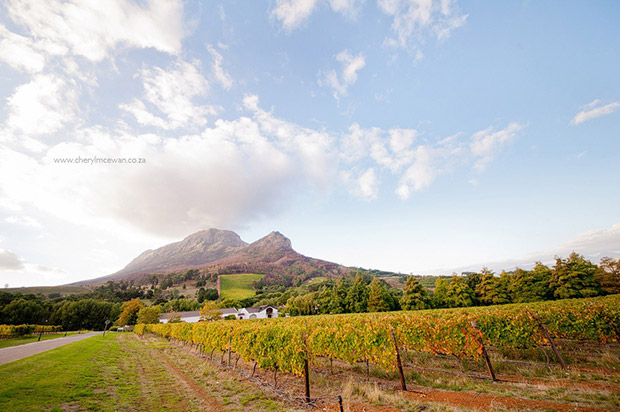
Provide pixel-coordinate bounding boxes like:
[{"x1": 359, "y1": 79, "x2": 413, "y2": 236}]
[
  {"x1": 475, "y1": 270, "x2": 497, "y2": 306},
  {"x1": 432, "y1": 278, "x2": 449, "y2": 308},
  {"x1": 367, "y1": 278, "x2": 389, "y2": 312},
  {"x1": 492, "y1": 271, "x2": 513, "y2": 305},
  {"x1": 315, "y1": 286, "x2": 333, "y2": 314},
  {"x1": 328, "y1": 278, "x2": 348, "y2": 314},
  {"x1": 444, "y1": 276, "x2": 475, "y2": 308},
  {"x1": 464, "y1": 272, "x2": 482, "y2": 302},
  {"x1": 285, "y1": 293, "x2": 319, "y2": 316},
  {"x1": 511, "y1": 264, "x2": 551, "y2": 302},
  {"x1": 199, "y1": 301, "x2": 222, "y2": 321},
  {"x1": 400, "y1": 276, "x2": 430, "y2": 310},
  {"x1": 0, "y1": 298, "x2": 50, "y2": 325},
  {"x1": 167, "y1": 313, "x2": 182, "y2": 323},
  {"x1": 136, "y1": 306, "x2": 160, "y2": 324},
  {"x1": 197, "y1": 288, "x2": 219, "y2": 302},
  {"x1": 346, "y1": 273, "x2": 369, "y2": 313},
  {"x1": 595, "y1": 257, "x2": 620, "y2": 295},
  {"x1": 550, "y1": 253, "x2": 599, "y2": 299},
  {"x1": 116, "y1": 298, "x2": 144, "y2": 326}
]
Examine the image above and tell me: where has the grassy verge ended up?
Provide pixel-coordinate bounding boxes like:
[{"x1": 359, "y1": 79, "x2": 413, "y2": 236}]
[
  {"x1": 0, "y1": 333, "x2": 131, "y2": 411},
  {"x1": 0, "y1": 332, "x2": 84, "y2": 349},
  {"x1": 219, "y1": 273, "x2": 263, "y2": 300},
  {"x1": 0, "y1": 333, "x2": 302, "y2": 412}
]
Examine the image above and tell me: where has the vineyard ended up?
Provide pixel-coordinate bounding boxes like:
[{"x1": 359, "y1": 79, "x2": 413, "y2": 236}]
[
  {"x1": 136, "y1": 295, "x2": 620, "y2": 407},
  {"x1": 0, "y1": 324, "x2": 62, "y2": 338}
]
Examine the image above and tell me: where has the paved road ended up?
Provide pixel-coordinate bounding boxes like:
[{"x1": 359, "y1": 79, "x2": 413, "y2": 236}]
[{"x1": 0, "y1": 332, "x2": 102, "y2": 366}]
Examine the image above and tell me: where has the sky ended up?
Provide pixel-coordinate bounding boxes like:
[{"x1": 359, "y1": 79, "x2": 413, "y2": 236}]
[{"x1": 0, "y1": 0, "x2": 619, "y2": 287}]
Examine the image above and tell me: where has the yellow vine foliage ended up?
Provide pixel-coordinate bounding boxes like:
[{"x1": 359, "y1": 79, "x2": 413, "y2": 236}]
[{"x1": 136, "y1": 295, "x2": 620, "y2": 375}]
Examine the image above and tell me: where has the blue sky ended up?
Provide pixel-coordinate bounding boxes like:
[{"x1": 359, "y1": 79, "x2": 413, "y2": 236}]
[{"x1": 0, "y1": 0, "x2": 619, "y2": 287}]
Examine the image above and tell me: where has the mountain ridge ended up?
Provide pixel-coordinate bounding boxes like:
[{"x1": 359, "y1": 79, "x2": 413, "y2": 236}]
[{"x1": 71, "y1": 229, "x2": 349, "y2": 286}]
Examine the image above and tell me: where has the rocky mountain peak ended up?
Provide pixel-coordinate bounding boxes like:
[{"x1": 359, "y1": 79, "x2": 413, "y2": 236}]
[
  {"x1": 245, "y1": 231, "x2": 293, "y2": 253},
  {"x1": 114, "y1": 228, "x2": 247, "y2": 277}
]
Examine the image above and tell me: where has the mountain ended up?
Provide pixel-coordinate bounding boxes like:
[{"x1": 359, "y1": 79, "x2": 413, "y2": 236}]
[
  {"x1": 73, "y1": 229, "x2": 349, "y2": 286},
  {"x1": 73, "y1": 229, "x2": 247, "y2": 285},
  {"x1": 206, "y1": 231, "x2": 346, "y2": 281}
]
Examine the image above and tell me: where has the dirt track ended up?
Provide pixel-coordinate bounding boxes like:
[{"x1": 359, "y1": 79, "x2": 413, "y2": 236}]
[{"x1": 0, "y1": 332, "x2": 101, "y2": 365}]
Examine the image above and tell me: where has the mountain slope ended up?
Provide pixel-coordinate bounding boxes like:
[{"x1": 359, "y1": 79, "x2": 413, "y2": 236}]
[
  {"x1": 73, "y1": 229, "x2": 247, "y2": 285},
  {"x1": 73, "y1": 229, "x2": 350, "y2": 286},
  {"x1": 203, "y1": 231, "x2": 348, "y2": 285}
]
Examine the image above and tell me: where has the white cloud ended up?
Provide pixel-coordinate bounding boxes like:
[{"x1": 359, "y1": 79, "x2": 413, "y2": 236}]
[
  {"x1": 347, "y1": 168, "x2": 379, "y2": 200},
  {"x1": 396, "y1": 145, "x2": 438, "y2": 197},
  {"x1": 0, "y1": 24, "x2": 45, "y2": 73},
  {"x1": 377, "y1": 0, "x2": 468, "y2": 48},
  {"x1": 319, "y1": 50, "x2": 366, "y2": 99},
  {"x1": 0, "y1": 249, "x2": 24, "y2": 270},
  {"x1": 343, "y1": 122, "x2": 520, "y2": 198},
  {"x1": 0, "y1": 263, "x2": 69, "y2": 287},
  {"x1": 470, "y1": 122, "x2": 524, "y2": 171},
  {"x1": 272, "y1": 0, "x2": 362, "y2": 31},
  {"x1": 571, "y1": 99, "x2": 620, "y2": 125},
  {"x1": 208, "y1": 44, "x2": 233, "y2": 90},
  {"x1": 246, "y1": 95, "x2": 338, "y2": 188},
  {"x1": 120, "y1": 60, "x2": 217, "y2": 130},
  {"x1": 5, "y1": 215, "x2": 42, "y2": 228},
  {"x1": 342, "y1": 124, "x2": 465, "y2": 199},
  {"x1": 5, "y1": 0, "x2": 185, "y2": 63},
  {"x1": 1, "y1": 97, "x2": 338, "y2": 238},
  {"x1": 5, "y1": 73, "x2": 79, "y2": 136},
  {"x1": 396, "y1": 134, "x2": 463, "y2": 198},
  {"x1": 0, "y1": 249, "x2": 70, "y2": 287},
  {"x1": 436, "y1": 223, "x2": 620, "y2": 276},
  {"x1": 558, "y1": 224, "x2": 620, "y2": 257}
]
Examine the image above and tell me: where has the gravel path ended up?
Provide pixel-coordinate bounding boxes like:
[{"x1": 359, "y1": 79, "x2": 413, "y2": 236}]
[{"x1": 0, "y1": 332, "x2": 102, "y2": 365}]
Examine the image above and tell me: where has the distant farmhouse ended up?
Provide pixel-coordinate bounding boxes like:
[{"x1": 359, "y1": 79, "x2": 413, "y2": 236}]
[{"x1": 159, "y1": 305, "x2": 278, "y2": 323}]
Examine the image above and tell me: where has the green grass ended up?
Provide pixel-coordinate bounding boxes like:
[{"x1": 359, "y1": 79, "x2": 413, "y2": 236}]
[
  {"x1": 0, "y1": 334, "x2": 132, "y2": 411},
  {"x1": 0, "y1": 333, "x2": 300, "y2": 411},
  {"x1": 0, "y1": 332, "x2": 82, "y2": 349},
  {"x1": 219, "y1": 273, "x2": 264, "y2": 300},
  {"x1": 305, "y1": 276, "x2": 328, "y2": 285}
]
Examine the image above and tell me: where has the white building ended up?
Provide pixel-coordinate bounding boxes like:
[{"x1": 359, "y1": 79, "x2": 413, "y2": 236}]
[
  {"x1": 218, "y1": 308, "x2": 239, "y2": 319},
  {"x1": 158, "y1": 305, "x2": 278, "y2": 323},
  {"x1": 236, "y1": 305, "x2": 277, "y2": 319},
  {"x1": 159, "y1": 310, "x2": 201, "y2": 324}
]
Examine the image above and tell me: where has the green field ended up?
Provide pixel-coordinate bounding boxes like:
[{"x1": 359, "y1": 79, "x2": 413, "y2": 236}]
[
  {"x1": 219, "y1": 273, "x2": 264, "y2": 300},
  {"x1": 0, "y1": 333, "x2": 295, "y2": 412}
]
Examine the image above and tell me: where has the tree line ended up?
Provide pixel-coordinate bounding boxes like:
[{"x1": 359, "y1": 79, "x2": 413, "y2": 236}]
[
  {"x1": 1, "y1": 252, "x2": 618, "y2": 326},
  {"x1": 0, "y1": 293, "x2": 121, "y2": 330},
  {"x1": 283, "y1": 253, "x2": 620, "y2": 315}
]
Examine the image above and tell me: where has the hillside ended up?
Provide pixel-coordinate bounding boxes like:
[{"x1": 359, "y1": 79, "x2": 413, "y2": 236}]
[
  {"x1": 203, "y1": 231, "x2": 348, "y2": 284},
  {"x1": 3, "y1": 285, "x2": 91, "y2": 297}
]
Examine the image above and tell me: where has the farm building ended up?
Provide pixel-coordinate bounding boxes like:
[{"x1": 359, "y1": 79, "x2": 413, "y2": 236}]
[
  {"x1": 158, "y1": 305, "x2": 278, "y2": 323},
  {"x1": 159, "y1": 310, "x2": 201, "y2": 324},
  {"x1": 236, "y1": 305, "x2": 277, "y2": 319}
]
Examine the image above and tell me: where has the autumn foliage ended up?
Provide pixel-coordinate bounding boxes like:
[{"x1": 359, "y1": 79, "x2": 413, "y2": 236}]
[{"x1": 136, "y1": 295, "x2": 620, "y2": 376}]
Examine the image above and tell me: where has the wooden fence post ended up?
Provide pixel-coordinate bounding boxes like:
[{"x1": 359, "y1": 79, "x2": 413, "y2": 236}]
[
  {"x1": 303, "y1": 332, "x2": 311, "y2": 403},
  {"x1": 227, "y1": 333, "x2": 232, "y2": 367},
  {"x1": 390, "y1": 329, "x2": 407, "y2": 391},
  {"x1": 470, "y1": 321, "x2": 497, "y2": 381},
  {"x1": 537, "y1": 319, "x2": 567, "y2": 369},
  {"x1": 304, "y1": 358, "x2": 311, "y2": 403}
]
